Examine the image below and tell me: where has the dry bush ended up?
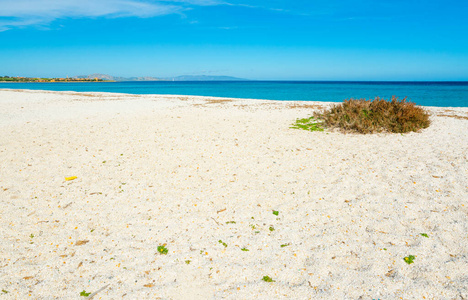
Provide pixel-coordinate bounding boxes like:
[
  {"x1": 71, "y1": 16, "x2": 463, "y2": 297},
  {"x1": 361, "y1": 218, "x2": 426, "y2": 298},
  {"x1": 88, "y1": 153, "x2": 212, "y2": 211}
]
[{"x1": 314, "y1": 96, "x2": 430, "y2": 134}]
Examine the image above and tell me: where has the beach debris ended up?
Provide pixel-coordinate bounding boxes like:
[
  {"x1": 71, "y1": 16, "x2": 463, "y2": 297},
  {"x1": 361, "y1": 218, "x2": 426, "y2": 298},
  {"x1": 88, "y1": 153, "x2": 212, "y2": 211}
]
[
  {"x1": 385, "y1": 269, "x2": 396, "y2": 278},
  {"x1": 218, "y1": 240, "x2": 228, "y2": 247},
  {"x1": 226, "y1": 221, "x2": 236, "y2": 224},
  {"x1": 262, "y1": 276, "x2": 275, "y2": 282},
  {"x1": 420, "y1": 233, "x2": 429, "y2": 238},
  {"x1": 217, "y1": 208, "x2": 226, "y2": 213},
  {"x1": 403, "y1": 255, "x2": 416, "y2": 264},
  {"x1": 272, "y1": 210, "x2": 279, "y2": 216},
  {"x1": 23, "y1": 276, "x2": 33, "y2": 280},
  {"x1": 75, "y1": 240, "x2": 89, "y2": 246},
  {"x1": 65, "y1": 176, "x2": 77, "y2": 181},
  {"x1": 1, "y1": 290, "x2": 8, "y2": 294},
  {"x1": 157, "y1": 245, "x2": 168, "y2": 255},
  {"x1": 185, "y1": 260, "x2": 191, "y2": 264},
  {"x1": 85, "y1": 284, "x2": 110, "y2": 299},
  {"x1": 144, "y1": 283, "x2": 154, "y2": 288},
  {"x1": 211, "y1": 217, "x2": 221, "y2": 226}
]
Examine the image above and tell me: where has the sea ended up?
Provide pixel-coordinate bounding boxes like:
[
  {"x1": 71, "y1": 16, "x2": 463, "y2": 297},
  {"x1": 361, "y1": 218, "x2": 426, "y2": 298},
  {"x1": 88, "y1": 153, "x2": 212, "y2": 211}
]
[{"x1": 1, "y1": 81, "x2": 467, "y2": 107}]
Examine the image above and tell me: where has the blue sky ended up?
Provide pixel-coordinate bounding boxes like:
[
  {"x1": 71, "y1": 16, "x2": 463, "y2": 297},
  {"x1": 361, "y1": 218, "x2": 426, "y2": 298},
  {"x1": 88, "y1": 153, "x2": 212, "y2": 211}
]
[{"x1": 0, "y1": 0, "x2": 467, "y2": 80}]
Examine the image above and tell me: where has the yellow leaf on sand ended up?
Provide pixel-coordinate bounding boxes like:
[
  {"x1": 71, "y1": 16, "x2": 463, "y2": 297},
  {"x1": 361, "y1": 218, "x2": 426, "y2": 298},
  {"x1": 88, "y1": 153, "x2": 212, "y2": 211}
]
[{"x1": 65, "y1": 176, "x2": 77, "y2": 181}]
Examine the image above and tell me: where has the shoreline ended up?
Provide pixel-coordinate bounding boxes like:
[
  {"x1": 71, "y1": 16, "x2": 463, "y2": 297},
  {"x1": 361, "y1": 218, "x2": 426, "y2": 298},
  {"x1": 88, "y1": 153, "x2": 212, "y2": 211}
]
[
  {"x1": 0, "y1": 90, "x2": 467, "y2": 299},
  {"x1": 2, "y1": 88, "x2": 468, "y2": 110}
]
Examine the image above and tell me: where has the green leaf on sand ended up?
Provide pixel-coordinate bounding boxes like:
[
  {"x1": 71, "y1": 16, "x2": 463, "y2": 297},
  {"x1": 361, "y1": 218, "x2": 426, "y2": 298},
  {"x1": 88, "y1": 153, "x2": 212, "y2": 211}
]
[
  {"x1": 262, "y1": 276, "x2": 275, "y2": 282},
  {"x1": 404, "y1": 255, "x2": 415, "y2": 264}
]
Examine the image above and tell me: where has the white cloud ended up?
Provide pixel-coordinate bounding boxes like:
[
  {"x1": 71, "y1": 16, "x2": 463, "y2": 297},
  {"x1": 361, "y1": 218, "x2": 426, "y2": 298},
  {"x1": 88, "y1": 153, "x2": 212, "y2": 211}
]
[
  {"x1": 0, "y1": 0, "x2": 183, "y2": 31},
  {"x1": 0, "y1": 0, "x2": 283, "y2": 31}
]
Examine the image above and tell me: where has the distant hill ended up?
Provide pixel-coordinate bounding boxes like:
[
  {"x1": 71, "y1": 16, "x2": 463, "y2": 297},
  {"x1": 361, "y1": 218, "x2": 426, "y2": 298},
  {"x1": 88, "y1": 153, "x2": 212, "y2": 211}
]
[
  {"x1": 74, "y1": 74, "x2": 248, "y2": 82},
  {"x1": 168, "y1": 75, "x2": 248, "y2": 81},
  {"x1": 74, "y1": 73, "x2": 163, "y2": 81}
]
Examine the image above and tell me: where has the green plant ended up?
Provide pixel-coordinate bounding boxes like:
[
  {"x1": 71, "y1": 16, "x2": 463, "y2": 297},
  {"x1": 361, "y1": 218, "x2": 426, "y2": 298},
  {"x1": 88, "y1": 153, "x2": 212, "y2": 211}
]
[
  {"x1": 29, "y1": 234, "x2": 34, "y2": 238},
  {"x1": 241, "y1": 248, "x2": 249, "y2": 251},
  {"x1": 2, "y1": 290, "x2": 8, "y2": 294},
  {"x1": 218, "y1": 240, "x2": 228, "y2": 247},
  {"x1": 157, "y1": 245, "x2": 168, "y2": 255},
  {"x1": 290, "y1": 117, "x2": 324, "y2": 132},
  {"x1": 272, "y1": 210, "x2": 279, "y2": 216},
  {"x1": 226, "y1": 221, "x2": 236, "y2": 224},
  {"x1": 280, "y1": 243, "x2": 290, "y2": 248},
  {"x1": 262, "y1": 276, "x2": 275, "y2": 282},
  {"x1": 314, "y1": 96, "x2": 430, "y2": 134},
  {"x1": 404, "y1": 255, "x2": 415, "y2": 264},
  {"x1": 420, "y1": 233, "x2": 429, "y2": 238},
  {"x1": 269, "y1": 226, "x2": 275, "y2": 232},
  {"x1": 185, "y1": 260, "x2": 191, "y2": 264},
  {"x1": 80, "y1": 290, "x2": 91, "y2": 297}
]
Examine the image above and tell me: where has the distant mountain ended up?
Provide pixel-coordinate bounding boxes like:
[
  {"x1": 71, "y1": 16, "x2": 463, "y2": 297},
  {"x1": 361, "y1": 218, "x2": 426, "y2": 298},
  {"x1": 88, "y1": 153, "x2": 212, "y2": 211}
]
[
  {"x1": 74, "y1": 74, "x2": 248, "y2": 82},
  {"x1": 168, "y1": 75, "x2": 248, "y2": 81},
  {"x1": 74, "y1": 73, "x2": 163, "y2": 81}
]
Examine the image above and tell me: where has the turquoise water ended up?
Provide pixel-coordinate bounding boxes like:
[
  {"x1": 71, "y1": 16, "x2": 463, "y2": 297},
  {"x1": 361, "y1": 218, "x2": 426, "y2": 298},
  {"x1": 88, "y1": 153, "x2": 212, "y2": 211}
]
[{"x1": 1, "y1": 81, "x2": 467, "y2": 107}]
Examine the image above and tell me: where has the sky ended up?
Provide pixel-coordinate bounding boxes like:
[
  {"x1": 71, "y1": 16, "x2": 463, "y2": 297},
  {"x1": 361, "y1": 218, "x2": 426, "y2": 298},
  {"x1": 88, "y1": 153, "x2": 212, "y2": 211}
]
[{"x1": 0, "y1": 0, "x2": 467, "y2": 80}]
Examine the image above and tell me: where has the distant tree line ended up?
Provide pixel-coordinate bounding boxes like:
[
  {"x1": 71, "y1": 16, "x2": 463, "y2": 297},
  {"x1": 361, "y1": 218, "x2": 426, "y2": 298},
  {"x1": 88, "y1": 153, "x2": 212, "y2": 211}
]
[{"x1": 0, "y1": 76, "x2": 104, "y2": 82}]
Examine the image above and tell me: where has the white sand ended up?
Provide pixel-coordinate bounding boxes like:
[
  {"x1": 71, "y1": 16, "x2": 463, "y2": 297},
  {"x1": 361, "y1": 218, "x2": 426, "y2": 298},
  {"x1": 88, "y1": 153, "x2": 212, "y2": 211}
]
[{"x1": 0, "y1": 89, "x2": 467, "y2": 299}]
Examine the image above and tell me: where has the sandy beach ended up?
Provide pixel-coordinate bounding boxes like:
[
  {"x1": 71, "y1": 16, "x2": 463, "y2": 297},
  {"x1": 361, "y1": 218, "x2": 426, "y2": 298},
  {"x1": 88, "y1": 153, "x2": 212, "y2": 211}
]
[{"x1": 0, "y1": 89, "x2": 467, "y2": 299}]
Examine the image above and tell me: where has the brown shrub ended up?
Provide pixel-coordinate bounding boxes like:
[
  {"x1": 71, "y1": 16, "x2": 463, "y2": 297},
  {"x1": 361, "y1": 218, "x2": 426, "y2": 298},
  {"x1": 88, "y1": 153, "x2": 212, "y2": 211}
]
[{"x1": 314, "y1": 96, "x2": 430, "y2": 134}]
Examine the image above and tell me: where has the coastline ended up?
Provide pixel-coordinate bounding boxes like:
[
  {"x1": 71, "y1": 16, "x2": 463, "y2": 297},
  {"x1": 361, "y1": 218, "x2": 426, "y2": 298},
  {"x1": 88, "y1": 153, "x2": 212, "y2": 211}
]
[{"x1": 0, "y1": 89, "x2": 467, "y2": 299}]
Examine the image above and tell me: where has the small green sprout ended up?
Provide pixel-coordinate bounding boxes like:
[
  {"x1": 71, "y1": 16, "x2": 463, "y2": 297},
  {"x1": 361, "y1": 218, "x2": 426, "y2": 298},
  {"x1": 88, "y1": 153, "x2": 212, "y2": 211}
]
[
  {"x1": 185, "y1": 260, "x2": 191, "y2": 264},
  {"x1": 383, "y1": 248, "x2": 387, "y2": 251},
  {"x1": 29, "y1": 234, "x2": 34, "y2": 238},
  {"x1": 102, "y1": 161, "x2": 106, "y2": 163},
  {"x1": 280, "y1": 243, "x2": 290, "y2": 248},
  {"x1": 420, "y1": 233, "x2": 429, "y2": 238},
  {"x1": 269, "y1": 226, "x2": 275, "y2": 232},
  {"x1": 226, "y1": 221, "x2": 236, "y2": 224},
  {"x1": 2, "y1": 290, "x2": 8, "y2": 294},
  {"x1": 157, "y1": 245, "x2": 168, "y2": 255},
  {"x1": 262, "y1": 276, "x2": 275, "y2": 282},
  {"x1": 241, "y1": 248, "x2": 249, "y2": 251},
  {"x1": 404, "y1": 255, "x2": 415, "y2": 264},
  {"x1": 250, "y1": 224, "x2": 256, "y2": 229},
  {"x1": 290, "y1": 117, "x2": 324, "y2": 132},
  {"x1": 90, "y1": 229, "x2": 95, "y2": 232},
  {"x1": 80, "y1": 290, "x2": 91, "y2": 297},
  {"x1": 272, "y1": 210, "x2": 279, "y2": 216},
  {"x1": 218, "y1": 240, "x2": 228, "y2": 247}
]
